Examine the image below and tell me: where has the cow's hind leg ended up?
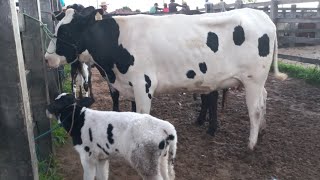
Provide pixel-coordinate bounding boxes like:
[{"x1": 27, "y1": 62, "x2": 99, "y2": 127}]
[
  {"x1": 207, "y1": 91, "x2": 219, "y2": 136},
  {"x1": 196, "y1": 94, "x2": 209, "y2": 126},
  {"x1": 244, "y1": 82, "x2": 267, "y2": 150}
]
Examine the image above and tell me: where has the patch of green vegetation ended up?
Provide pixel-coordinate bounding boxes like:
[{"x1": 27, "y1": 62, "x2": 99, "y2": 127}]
[
  {"x1": 51, "y1": 120, "x2": 68, "y2": 147},
  {"x1": 62, "y1": 64, "x2": 72, "y2": 93},
  {"x1": 278, "y1": 62, "x2": 320, "y2": 85},
  {"x1": 38, "y1": 155, "x2": 63, "y2": 180}
]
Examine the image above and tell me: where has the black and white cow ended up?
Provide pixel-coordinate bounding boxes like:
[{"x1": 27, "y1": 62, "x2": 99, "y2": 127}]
[
  {"x1": 70, "y1": 60, "x2": 93, "y2": 98},
  {"x1": 46, "y1": 93, "x2": 177, "y2": 180},
  {"x1": 45, "y1": 7, "x2": 287, "y2": 149}
]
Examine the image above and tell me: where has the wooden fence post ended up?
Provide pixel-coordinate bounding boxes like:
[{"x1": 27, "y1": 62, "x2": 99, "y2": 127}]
[
  {"x1": 316, "y1": 1, "x2": 320, "y2": 38},
  {"x1": 270, "y1": 0, "x2": 278, "y2": 24},
  {"x1": 289, "y1": 4, "x2": 297, "y2": 47},
  {"x1": 19, "y1": 0, "x2": 53, "y2": 159},
  {"x1": 40, "y1": 0, "x2": 62, "y2": 100},
  {"x1": 0, "y1": 0, "x2": 38, "y2": 179}
]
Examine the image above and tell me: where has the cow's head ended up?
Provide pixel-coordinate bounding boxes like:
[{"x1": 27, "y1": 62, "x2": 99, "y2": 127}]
[
  {"x1": 45, "y1": 6, "x2": 103, "y2": 68},
  {"x1": 46, "y1": 93, "x2": 95, "y2": 119}
]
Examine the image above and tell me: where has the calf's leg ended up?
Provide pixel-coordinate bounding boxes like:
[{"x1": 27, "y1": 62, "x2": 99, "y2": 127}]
[{"x1": 96, "y1": 159, "x2": 109, "y2": 180}]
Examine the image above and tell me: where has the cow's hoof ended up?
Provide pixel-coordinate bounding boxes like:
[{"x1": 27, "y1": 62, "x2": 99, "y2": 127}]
[
  {"x1": 206, "y1": 128, "x2": 216, "y2": 136},
  {"x1": 248, "y1": 141, "x2": 256, "y2": 151},
  {"x1": 195, "y1": 119, "x2": 205, "y2": 126}
]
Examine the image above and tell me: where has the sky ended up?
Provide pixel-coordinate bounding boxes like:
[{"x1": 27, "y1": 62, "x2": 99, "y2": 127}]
[{"x1": 63, "y1": 0, "x2": 318, "y2": 12}]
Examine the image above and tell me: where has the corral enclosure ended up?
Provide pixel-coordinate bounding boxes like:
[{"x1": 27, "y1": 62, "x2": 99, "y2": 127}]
[{"x1": 0, "y1": 0, "x2": 319, "y2": 179}]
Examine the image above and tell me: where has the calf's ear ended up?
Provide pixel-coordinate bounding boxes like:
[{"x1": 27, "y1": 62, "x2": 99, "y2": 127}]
[{"x1": 77, "y1": 97, "x2": 95, "y2": 108}]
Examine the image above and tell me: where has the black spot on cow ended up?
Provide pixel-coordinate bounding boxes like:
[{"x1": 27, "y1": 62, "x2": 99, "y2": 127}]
[
  {"x1": 84, "y1": 146, "x2": 90, "y2": 152},
  {"x1": 89, "y1": 128, "x2": 93, "y2": 142},
  {"x1": 144, "y1": 74, "x2": 151, "y2": 94},
  {"x1": 129, "y1": 81, "x2": 133, "y2": 86},
  {"x1": 148, "y1": 93, "x2": 152, "y2": 99},
  {"x1": 167, "y1": 134, "x2": 175, "y2": 141},
  {"x1": 233, "y1": 26, "x2": 245, "y2": 46},
  {"x1": 89, "y1": 152, "x2": 92, "y2": 156},
  {"x1": 97, "y1": 143, "x2": 110, "y2": 155},
  {"x1": 206, "y1": 32, "x2": 219, "y2": 53},
  {"x1": 105, "y1": 143, "x2": 110, "y2": 149},
  {"x1": 55, "y1": 14, "x2": 135, "y2": 84},
  {"x1": 159, "y1": 140, "x2": 166, "y2": 149},
  {"x1": 258, "y1": 34, "x2": 270, "y2": 57},
  {"x1": 115, "y1": 149, "x2": 119, "y2": 152},
  {"x1": 186, "y1": 70, "x2": 196, "y2": 79},
  {"x1": 199, "y1": 62, "x2": 207, "y2": 74},
  {"x1": 107, "y1": 124, "x2": 114, "y2": 144}
]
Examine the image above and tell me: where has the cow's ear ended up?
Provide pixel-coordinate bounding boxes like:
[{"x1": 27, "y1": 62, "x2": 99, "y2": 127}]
[
  {"x1": 80, "y1": 6, "x2": 96, "y2": 17},
  {"x1": 97, "y1": 9, "x2": 104, "y2": 16},
  {"x1": 53, "y1": 11, "x2": 65, "y2": 21},
  {"x1": 77, "y1": 97, "x2": 95, "y2": 108},
  {"x1": 79, "y1": 7, "x2": 104, "y2": 25}
]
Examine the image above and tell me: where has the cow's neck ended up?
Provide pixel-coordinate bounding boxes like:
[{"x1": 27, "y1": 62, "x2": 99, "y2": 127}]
[
  {"x1": 60, "y1": 106, "x2": 86, "y2": 145},
  {"x1": 81, "y1": 19, "x2": 135, "y2": 84}
]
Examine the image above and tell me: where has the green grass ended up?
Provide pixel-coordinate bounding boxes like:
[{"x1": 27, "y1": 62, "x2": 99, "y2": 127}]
[
  {"x1": 278, "y1": 62, "x2": 320, "y2": 85},
  {"x1": 62, "y1": 64, "x2": 72, "y2": 93},
  {"x1": 38, "y1": 155, "x2": 63, "y2": 180},
  {"x1": 38, "y1": 64, "x2": 72, "y2": 179}
]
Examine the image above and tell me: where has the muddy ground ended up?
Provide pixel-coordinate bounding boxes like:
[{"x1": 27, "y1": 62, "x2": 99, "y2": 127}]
[{"x1": 56, "y1": 65, "x2": 320, "y2": 180}]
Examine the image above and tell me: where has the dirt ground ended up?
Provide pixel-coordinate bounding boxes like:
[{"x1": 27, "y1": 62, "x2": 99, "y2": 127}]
[{"x1": 56, "y1": 64, "x2": 320, "y2": 180}]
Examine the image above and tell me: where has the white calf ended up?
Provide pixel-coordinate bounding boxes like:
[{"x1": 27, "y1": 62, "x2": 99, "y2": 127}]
[{"x1": 46, "y1": 93, "x2": 177, "y2": 180}]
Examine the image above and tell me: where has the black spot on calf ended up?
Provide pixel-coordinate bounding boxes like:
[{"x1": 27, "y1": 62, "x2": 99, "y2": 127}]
[
  {"x1": 129, "y1": 81, "x2": 133, "y2": 86},
  {"x1": 233, "y1": 26, "x2": 245, "y2": 46},
  {"x1": 159, "y1": 140, "x2": 166, "y2": 149},
  {"x1": 144, "y1": 74, "x2": 151, "y2": 94},
  {"x1": 107, "y1": 124, "x2": 114, "y2": 144},
  {"x1": 258, "y1": 34, "x2": 270, "y2": 57},
  {"x1": 97, "y1": 143, "x2": 110, "y2": 155},
  {"x1": 206, "y1": 32, "x2": 219, "y2": 53},
  {"x1": 105, "y1": 143, "x2": 110, "y2": 149},
  {"x1": 167, "y1": 134, "x2": 175, "y2": 141},
  {"x1": 148, "y1": 93, "x2": 152, "y2": 99},
  {"x1": 89, "y1": 128, "x2": 93, "y2": 142},
  {"x1": 199, "y1": 62, "x2": 207, "y2": 74},
  {"x1": 84, "y1": 146, "x2": 90, "y2": 152},
  {"x1": 186, "y1": 70, "x2": 196, "y2": 79}
]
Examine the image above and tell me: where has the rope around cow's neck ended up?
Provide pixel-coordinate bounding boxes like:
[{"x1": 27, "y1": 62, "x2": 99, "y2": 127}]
[{"x1": 68, "y1": 103, "x2": 77, "y2": 135}]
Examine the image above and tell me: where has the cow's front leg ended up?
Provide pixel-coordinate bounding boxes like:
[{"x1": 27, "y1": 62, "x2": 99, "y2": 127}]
[{"x1": 133, "y1": 74, "x2": 156, "y2": 114}]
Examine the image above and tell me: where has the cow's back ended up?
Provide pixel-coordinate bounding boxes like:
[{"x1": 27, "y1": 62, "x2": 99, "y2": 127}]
[{"x1": 112, "y1": 8, "x2": 276, "y2": 93}]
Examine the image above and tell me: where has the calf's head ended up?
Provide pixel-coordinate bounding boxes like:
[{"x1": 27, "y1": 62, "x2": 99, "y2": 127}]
[
  {"x1": 46, "y1": 93, "x2": 94, "y2": 120},
  {"x1": 45, "y1": 7, "x2": 102, "y2": 68}
]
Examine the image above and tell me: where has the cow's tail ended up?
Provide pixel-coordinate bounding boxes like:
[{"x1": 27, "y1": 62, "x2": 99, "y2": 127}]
[{"x1": 273, "y1": 37, "x2": 288, "y2": 81}]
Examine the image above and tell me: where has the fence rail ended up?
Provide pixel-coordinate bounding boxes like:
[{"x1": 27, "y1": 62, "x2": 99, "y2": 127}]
[{"x1": 200, "y1": 0, "x2": 320, "y2": 47}]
